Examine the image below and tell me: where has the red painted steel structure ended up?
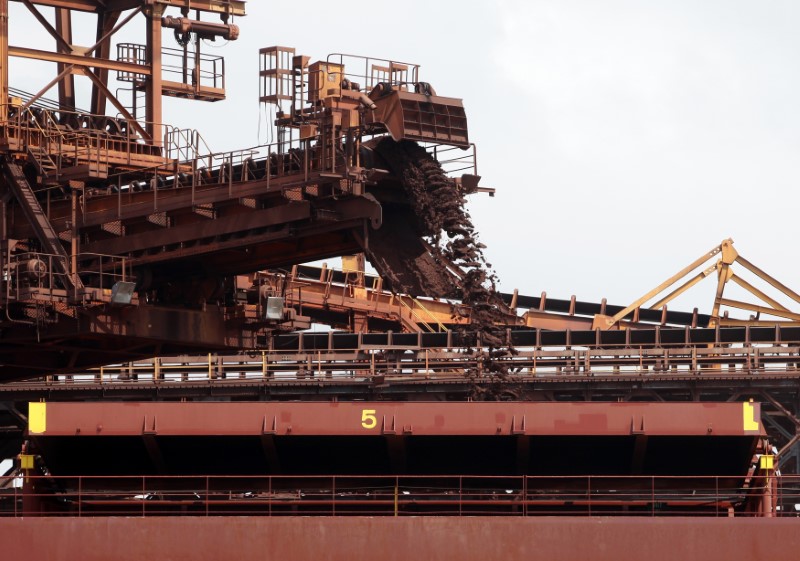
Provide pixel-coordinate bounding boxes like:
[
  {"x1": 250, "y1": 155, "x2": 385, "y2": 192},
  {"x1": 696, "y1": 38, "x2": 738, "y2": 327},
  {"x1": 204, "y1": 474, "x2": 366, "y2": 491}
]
[
  {"x1": 2, "y1": 517, "x2": 800, "y2": 561},
  {"x1": 28, "y1": 401, "x2": 765, "y2": 437},
  {"x1": 3, "y1": 473, "x2": 788, "y2": 517},
  {"x1": 0, "y1": 2, "x2": 796, "y2": 557}
]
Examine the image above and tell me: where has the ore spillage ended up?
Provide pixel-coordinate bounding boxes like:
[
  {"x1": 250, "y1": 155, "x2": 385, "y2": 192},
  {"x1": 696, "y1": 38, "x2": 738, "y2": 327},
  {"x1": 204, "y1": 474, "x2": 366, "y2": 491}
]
[{"x1": 366, "y1": 139, "x2": 515, "y2": 387}]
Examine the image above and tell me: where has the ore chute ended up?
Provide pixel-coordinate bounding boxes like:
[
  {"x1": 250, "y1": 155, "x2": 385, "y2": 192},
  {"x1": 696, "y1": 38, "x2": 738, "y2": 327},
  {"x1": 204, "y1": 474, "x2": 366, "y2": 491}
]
[{"x1": 363, "y1": 138, "x2": 515, "y2": 386}]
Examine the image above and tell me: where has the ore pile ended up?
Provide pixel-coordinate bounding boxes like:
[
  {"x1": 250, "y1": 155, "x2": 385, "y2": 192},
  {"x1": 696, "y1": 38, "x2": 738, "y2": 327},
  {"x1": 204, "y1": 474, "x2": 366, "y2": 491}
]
[{"x1": 366, "y1": 139, "x2": 514, "y2": 384}]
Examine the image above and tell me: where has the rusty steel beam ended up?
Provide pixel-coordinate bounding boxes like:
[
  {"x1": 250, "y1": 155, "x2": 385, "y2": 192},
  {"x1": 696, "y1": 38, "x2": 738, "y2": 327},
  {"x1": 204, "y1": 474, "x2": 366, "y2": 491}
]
[
  {"x1": 11, "y1": 1, "x2": 245, "y2": 15},
  {"x1": 28, "y1": 401, "x2": 765, "y2": 437},
  {"x1": 2, "y1": 517, "x2": 800, "y2": 561},
  {"x1": 0, "y1": 0, "x2": 8, "y2": 122},
  {"x1": 53, "y1": 7, "x2": 76, "y2": 110},
  {"x1": 760, "y1": 391, "x2": 800, "y2": 427},
  {"x1": 292, "y1": 265, "x2": 712, "y2": 327},
  {"x1": 128, "y1": 223, "x2": 364, "y2": 273},
  {"x1": 13, "y1": 175, "x2": 348, "y2": 234},
  {"x1": 20, "y1": 0, "x2": 72, "y2": 53},
  {"x1": 90, "y1": 9, "x2": 124, "y2": 115},
  {"x1": 144, "y1": 2, "x2": 163, "y2": 144},
  {"x1": 81, "y1": 201, "x2": 313, "y2": 256},
  {"x1": 8, "y1": 45, "x2": 152, "y2": 76},
  {"x1": 278, "y1": 267, "x2": 471, "y2": 332},
  {"x1": 10, "y1": 0, "x2": 133, "y2": 12},
  {"x1": 0, "y1": 305, "x2": 261, "y2": 380}
]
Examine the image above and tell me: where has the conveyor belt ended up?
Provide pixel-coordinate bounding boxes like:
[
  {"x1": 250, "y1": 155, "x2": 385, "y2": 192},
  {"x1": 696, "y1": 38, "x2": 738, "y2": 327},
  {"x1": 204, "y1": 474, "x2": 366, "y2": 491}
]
[
  {"x1": 292, "y1": 265, "x2": 712, "y2": 327},
  {"x1": 268, "y1": 324, "x2": 800, "y2": 351},
  {"x1": 3, "y1": 326, "x2": 800, "y2": 403}
]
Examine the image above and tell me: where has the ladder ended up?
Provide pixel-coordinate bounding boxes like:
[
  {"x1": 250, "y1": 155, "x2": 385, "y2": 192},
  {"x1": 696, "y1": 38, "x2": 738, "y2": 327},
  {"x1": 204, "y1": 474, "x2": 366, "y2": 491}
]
[{"x1": 2, "y1": 159, "x2": 83, "y2": 292}]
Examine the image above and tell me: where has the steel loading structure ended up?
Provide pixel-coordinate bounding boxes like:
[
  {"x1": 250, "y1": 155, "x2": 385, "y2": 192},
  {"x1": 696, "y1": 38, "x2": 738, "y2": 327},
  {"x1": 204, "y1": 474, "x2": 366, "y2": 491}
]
[{"x1": 1, "y1": 2, "x2": 800, "y2": 559}]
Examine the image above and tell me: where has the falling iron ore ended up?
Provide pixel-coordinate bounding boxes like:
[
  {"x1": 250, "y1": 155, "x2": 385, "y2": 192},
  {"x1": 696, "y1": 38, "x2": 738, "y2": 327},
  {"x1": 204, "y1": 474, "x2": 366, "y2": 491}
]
[{"x1": 363, "y1": 138, "x2": 515, "y2": 394}]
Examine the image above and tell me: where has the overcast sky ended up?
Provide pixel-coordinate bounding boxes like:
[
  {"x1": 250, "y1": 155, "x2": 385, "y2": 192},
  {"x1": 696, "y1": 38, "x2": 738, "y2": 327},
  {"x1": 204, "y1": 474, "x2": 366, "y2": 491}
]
[{"x1": 8, "y1": 1, "x2": 800, "y2": 316}]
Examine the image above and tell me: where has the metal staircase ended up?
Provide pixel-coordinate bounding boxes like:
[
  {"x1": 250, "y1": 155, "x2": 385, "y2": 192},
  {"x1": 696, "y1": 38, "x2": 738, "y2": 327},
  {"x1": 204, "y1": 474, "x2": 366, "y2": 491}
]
[{"x1": 1, "y1": 159, "x2": 82, "y2": 292}]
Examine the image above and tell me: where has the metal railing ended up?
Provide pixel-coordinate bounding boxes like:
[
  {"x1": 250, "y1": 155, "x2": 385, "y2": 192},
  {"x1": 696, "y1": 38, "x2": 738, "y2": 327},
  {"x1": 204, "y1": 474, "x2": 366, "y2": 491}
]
[
  {"x1": 101, "y1": 132, "x2": 353, "y2": 216},
  {"x1": 0, "y1": 474, "x2": 787, "y2": 518},
  {"x1": 10, "y1": 339, "x2": 800, "y2": 387},
  {"x1": 423, "y1": 142, "x2": 478, "y2": 177},
  {"x1": 117, "y1": 43, "x2": 226, "y2": 92},
  {"x1": 327, "y1": 53, "x2": 421, "y2": 92},
  {"x1": 0, "y1": 104, "x2": 188, "y2": 179},
  {"x1": 4, "y1": 252, "x2": 70, "y2": 301},
  {"x1": 3, "y1": 251, "x2": 129, "y2": 304},
  {"x1": 161, "y1": 46, "x2": 225, "y2": 91}
]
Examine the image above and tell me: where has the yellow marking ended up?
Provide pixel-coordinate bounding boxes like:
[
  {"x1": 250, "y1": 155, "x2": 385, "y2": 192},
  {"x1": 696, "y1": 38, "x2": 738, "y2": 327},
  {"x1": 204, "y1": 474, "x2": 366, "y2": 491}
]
[
  {"x1": 361, "y1": 409, "x2": 377, "y2": 430},
  {"x1": 29, "y1": 402, "x2": 47, "y2": 434},
  {"x1": 19, "y1": 454, "x2": 34, "y2": 470},
  {"x1": 743, "y1": 402, "x2": 760, "y2": 431},
  {"x1": 760, "y1": 455, "x2": 774, "y2": 470}
]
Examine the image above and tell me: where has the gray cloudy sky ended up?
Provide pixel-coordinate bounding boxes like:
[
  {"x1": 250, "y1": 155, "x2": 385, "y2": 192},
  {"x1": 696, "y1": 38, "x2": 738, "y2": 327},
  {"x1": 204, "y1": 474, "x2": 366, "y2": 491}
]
[{"x1": 9, "y1": 1, "x2": 800, "y2": 315}]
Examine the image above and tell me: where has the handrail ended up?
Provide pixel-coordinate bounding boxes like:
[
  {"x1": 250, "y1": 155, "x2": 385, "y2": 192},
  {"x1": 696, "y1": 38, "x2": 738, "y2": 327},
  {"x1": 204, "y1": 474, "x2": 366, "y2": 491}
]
[
  {"x1": 1, "y1": 102, "x2": 190, "y2": 158},
  {"x1": 12, "y1": 341, "x2": 800, "y2": 387},
  {"x1": 326, "y1": 52, "x2": 421, "y2": 91},
  {"x1": 3, "y1": 251, "x2": 129, "y2": 300},
  {"x1": 161, "y1": 46, "x2": 226, "y2": 90},
  {"x1": 0, "y1": 473, "x2": 785, "y2": 518},
  {"x1": 425, "y1": 142, "x2": 478, "y2": 178}
]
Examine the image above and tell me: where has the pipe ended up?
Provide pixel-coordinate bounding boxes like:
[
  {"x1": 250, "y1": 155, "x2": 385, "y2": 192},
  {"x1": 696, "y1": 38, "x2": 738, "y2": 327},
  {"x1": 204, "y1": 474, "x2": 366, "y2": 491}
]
[
  {"x1": 358, "y1": 91, "x2": 377, "y2": 110},
  {"x1": 161, "y1": 16, "x2": 239, "y2": 41}
]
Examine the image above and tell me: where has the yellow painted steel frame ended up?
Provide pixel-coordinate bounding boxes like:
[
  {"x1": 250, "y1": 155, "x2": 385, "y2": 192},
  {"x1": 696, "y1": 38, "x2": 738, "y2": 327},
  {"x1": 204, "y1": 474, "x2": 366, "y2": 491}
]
[{"x1": 593, "y1": 239, "x2": 800, "y2": 330}]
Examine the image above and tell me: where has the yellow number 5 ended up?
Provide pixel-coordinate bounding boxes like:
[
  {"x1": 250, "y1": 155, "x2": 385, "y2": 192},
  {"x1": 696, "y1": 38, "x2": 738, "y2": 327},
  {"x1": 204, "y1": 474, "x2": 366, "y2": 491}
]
[{"x1": 361, "y1": 409, "x2": 377, "y2": 429}]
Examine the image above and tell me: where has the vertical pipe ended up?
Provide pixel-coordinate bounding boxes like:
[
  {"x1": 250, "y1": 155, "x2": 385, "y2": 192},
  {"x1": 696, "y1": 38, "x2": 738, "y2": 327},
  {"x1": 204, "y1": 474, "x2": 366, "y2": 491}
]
[
  {"x1": 0, "y1": 0, "x2": 8, "y2": 123},
  {"x1": 764, "y1": 474, "x2": 774, "y2": 518},
  {"x1": 304, "y1": 139, "x2": 308, "y2": 183},
  {"x1": 70, "y1": 190, "x2": 78, "y2": 297},
  {"x1": 145, "y1": 4, "x2": 163, "y2": 146},
  {"x1": 191, "y1": 157, "x2": 196, "y2": 204},
  {"x1": 193, "y1": 12, "x2": 201, "y2": 94},
  {"x1": 652, "y1": 476, "x2": 655, "y2": 517},
  {"x1": 1, "y1": 199, "x2": 6, "y2": 304},
  {"x1": 459, "y1": 476, "x2": 462, "y2": 516},
  {"x1": 587, "y1": 476, "x2": 591, "y2": 516},
  {"x1": 522, "y1": 476, "x2": 527, "y2": 517}
]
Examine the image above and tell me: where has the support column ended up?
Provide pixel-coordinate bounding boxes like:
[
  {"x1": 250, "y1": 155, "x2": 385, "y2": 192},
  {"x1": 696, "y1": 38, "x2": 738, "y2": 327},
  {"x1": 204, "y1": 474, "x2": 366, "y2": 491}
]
[
  {"x1": 54, "y1": 8, "x2": 75, "y2": 111},
  {"x1": 145, "y1": 4, "x2": 163, "y2": 146},
  {"x1": 0, "y1": 0, "x2": 8, "y2": 122},
  {"x1": 90, "y1": 10, "x2": 121, "y2": 116},
  {"x1": 21, "y1": 477, "x2": 43, "y2": 516}
]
